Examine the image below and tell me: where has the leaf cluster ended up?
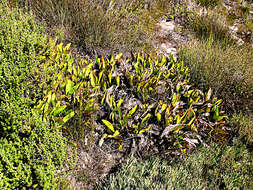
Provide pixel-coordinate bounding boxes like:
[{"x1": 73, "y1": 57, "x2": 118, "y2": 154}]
[
  {"x1": 35, "y1": 41, "x2": 99, "y2": 139},
  {"x1": 93, "y1": 53, "x2": 228, "y2": 154},
  {"x1": 38, "y1": 43, "x2": 229, "y2": 156}
]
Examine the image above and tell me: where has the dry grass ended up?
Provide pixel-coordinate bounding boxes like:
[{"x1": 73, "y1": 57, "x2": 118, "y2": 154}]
[
  {"x1": 14, "y1": 0, "x2": 170, "y2": 57},
  {"x1": 184, "y1": 7, "x2": 233, "y2": 43},
  {"x1": 178, "y1": 38, "x2": 253, "y2": 114},
  {"x1": 195, "y1": 0, "x2": 222, "y2": 8}
]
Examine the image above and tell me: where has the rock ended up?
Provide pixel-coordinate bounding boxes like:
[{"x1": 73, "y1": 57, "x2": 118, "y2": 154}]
[
  {"x1": 159, "y1": 20, "x2": 176, "y2": 33},
  {"x1": 159, "y1": 43, "x2": 177, "y2": 57}
]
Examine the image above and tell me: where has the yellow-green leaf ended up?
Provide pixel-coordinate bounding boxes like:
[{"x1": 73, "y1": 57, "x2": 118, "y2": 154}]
[
  {"x1": 51, "y1": 93, "x2": 56, "y2": 106},
  {"x1": 161, "y1": 104, "x2": 167, "y2": 113},
  {"x1": 108, "y1": 130, "x2": 120, "y2": 138},
  {"x1": 51, "y1": 105, "x2": 67, "y2": 116},
  {"x1": 63, "y1": 111, "x2": 75, "y2": 123},
  {"x1": 116, "y1": 53, "x2": 123, "y2": 60},
  {"x1": 43, "y1": 102, "x2": 49, "y2": 115},
  {"x1": 139, "y1": 127, "x2": 151, "y2": 134},
  {"x1": 129, "y1": 74, "x2": 134, "y2": 86},
  {"x1": 156, "y1": 113, "x2": 162, "y2": 122},
  {"x1": 117, "y1": 98, "x2": 124, "y2": 108},
  {"x1": 187, "y1": 117, "x2": 195, "y2": 126},
  {"x1": 47, "y1": 91, "x2": 52, "y2": 104},
  {"x1": 102, "y1": 119, "x2": 115, "y2": 132},
  {"x1": 101, "y1": 92, "x2": 107, "y2": 104},
  {"x1": 216, "y1": 99, "x2": 222, "y2": 106},
  {"x1": 90, "y1": 72, "x2": 96, "y2": 87},
  {"x1": 98, "y1": 71, "x2": 104, "y2": 83},
  {"x1": 66, "y1": 79, "x2": 74, "y2": 95},
  {"x1": 172, "y1": 93, "x2": 178, "y2": 107},
  {"x1": 128, "y1": 105, "x2": 138, "y2": 118},
  {"x1": 109, "y1": 70, "x2": 112, "y2": 84},
  {"x1": 65, "y1": 43, "x2": 71, "y2": 50},
  {"x1": 141, "y1": 113, "x2": 151, "y2": 125},
  {"x1": 116, "y1": 76, "x2": 120, "y2": 86}
]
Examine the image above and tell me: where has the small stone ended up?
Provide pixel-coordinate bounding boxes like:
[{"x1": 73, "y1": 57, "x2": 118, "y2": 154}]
[{"x1": 159, "y1": 20, "x2": 176, "y2": 33}]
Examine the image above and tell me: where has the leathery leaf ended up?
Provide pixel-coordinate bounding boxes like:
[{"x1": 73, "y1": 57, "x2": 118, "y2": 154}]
[
  {"x1": 63, "y1": 110, "x2": 75, "y2": 123},
  {"x1": 139, "y1": 127, "x2": 151, "y2": 134},
  {"x1": 141, "y1": 113, "x2": 152, "y2": 126},
  {"x1": 108, "y1": 130, "x2": 120, "y2": 138},
  {"x1": 102, "y1": 119, "x2": 115, "y2": 132},
  {"x1": 66, "y1": 79, "x2": 75, "y2": 95},
  {"x1": 156, "y1": 113, "x2": 162, "y2": 122},
  {"x1": 128, "y1": 105, "x2": 139, "y2": 118},
  {"x1": 51, "y1": 105, "x2": 67, "y2": 116}
]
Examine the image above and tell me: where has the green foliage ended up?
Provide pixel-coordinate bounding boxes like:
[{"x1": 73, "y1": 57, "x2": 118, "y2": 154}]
[
  {"x1": 178, "y1": 38, "x2": 253, "y2": 114},
  {"x1": 230, "y1": 113, "x2": 253, "y2": 146},
  {"x1": 35, "y1": 42, "x2": 99, "y2": 141},
  {"x1": 96, "y1": 140, "x2": 253, "y2": 190},
  {"x1": 38, "y1": 42, "x2": 228, "y2": 154},
  {"x1": 0, "y1": 1, "x2": 47, "y2": 108},
  {"x1": 93, "y1": 53, "x2": 228, "y2": 152},
  {"x1": 0, "y1": 2, "x2": 68, "y2": 189},
  {"x1": 195, "y1": 0, "x2": 221, "y2": 8},
  {"x1": 0, "y1": 111, "x2": 68, "y2": 189}
]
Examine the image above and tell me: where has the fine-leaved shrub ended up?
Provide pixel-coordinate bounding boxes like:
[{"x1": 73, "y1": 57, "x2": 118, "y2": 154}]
[
  {"x1": 0, "y1": 2, "x2": 68, "y2": 189},
  {"x1": 95, "y1": 140, "x2": 252, "y2": 190},
  {"x1": 230, "y1": 113, "x2": 253, "y2": 147}
]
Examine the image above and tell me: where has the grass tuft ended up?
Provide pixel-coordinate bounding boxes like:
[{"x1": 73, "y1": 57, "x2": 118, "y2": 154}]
[
  {"x1": 195, "y1": 0, "x2": 222, "y2": 8},
  {"x1": 185, "y1": 8, "x2": 233, "y2": 43},
  {"x1": 15, "y1": 0, "x2": 170, "y2": 56},
  {"x1": 178, "y1": 38, "x2": 253, "y2": 114}
]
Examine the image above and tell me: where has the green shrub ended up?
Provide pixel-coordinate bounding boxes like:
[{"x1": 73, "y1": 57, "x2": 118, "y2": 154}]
[
  {"x1": 96, "y1": 140, "x2": 253, "y2": 190},
  {"x1": 178, "y1": 38, "x2": 253, "y2": 114},
  {"x1": 0, "y1": 111, "x2": 68, "y2": 189},
  {"x1": 230, "y1": 113, "x2": 253, "y2": 146},
  {"x1": 0, "y1": 2, "x2": 68, "y2": 189}
]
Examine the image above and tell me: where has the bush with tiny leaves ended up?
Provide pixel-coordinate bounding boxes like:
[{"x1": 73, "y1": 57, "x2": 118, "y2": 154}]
[{"x1": 0, "y1": 2, "x2": 68, "y2": 189}]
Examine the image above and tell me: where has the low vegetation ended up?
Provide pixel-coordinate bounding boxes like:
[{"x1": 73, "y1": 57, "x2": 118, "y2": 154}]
[
  {"x1": 96, "y1": 139, "x2": 252, "y2": 190},
  {"x1": 178, "y1": 39, "x2": 253, "y2": 114},
  {"x1": 37, "y1": 43, "x2": 228, "y2": 157},
  {"x1": 195, "y1": 0, "x2": 222, "y2": 8},
  {"x1": 11, "y1": 0, "x2": 170, "y2": 56},
  {"x1": 1, "y1": 0, "x2": 252, "y2": 189},
  {"x1": 230, "y1": 113, "x2": 253, "y2": 148},
  {"x1": 185, "y1": 9, "x2": 232, "y2": 43},
  {"x1": 0, "y1": 2, "x2": 69, "y2": 189}
]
